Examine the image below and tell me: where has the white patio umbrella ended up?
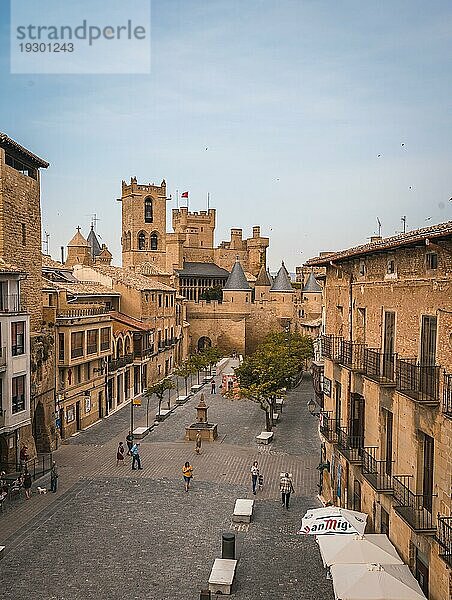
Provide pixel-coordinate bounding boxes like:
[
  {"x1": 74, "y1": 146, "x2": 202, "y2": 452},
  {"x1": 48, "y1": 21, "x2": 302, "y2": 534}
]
[
  {"x1": 317, "y1": 534, "x2": 403, "y2": 567},
  {"x1": 298, "y1": 507, "x2": 367, "y2": 536},
  {"x1": 331, "y1": 563, "x2": 426, "y2": 600}
]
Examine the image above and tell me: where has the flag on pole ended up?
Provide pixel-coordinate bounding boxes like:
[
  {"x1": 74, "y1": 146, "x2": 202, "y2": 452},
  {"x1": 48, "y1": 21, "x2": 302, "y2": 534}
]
[{"x1": 181, "y1": 191, "x2": 189, "y2": 199}]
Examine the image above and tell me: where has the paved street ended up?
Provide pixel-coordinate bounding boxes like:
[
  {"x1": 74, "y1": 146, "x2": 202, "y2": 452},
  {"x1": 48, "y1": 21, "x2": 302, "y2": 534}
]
[{"x1": 0, "y1": 364, "x2": 333, "y2": 600}]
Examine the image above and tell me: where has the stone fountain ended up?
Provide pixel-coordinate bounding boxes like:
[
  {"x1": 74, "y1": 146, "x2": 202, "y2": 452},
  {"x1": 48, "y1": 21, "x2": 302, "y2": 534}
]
[{"x1": 185, "y1": 394, "x2": 218, "y2": 442}]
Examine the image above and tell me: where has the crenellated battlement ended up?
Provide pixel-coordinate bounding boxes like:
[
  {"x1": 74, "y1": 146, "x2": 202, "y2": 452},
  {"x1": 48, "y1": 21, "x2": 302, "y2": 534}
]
[{"x1": 121, "y1": 177, "x2": 166, "y2": 199}]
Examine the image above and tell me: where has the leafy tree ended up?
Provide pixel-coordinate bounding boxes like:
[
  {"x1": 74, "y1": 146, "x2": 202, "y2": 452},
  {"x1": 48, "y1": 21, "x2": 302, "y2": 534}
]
[
  {"x1": 146, "y1": 378, "x2": 175, "y2": 418},
  {"x1": 190, "y1": 353, "x2": 207, "y2": 384},
  {"x1": 173, "y1": 360, "x2": 197, "y2": 395},
  {"x1": 234, "y1": 331, "x2": 313, "y2": 430},
  {"x1": 199, "y1": 286, "x2": 223, "y2": 302},
  {"x1": 199, "y1": 346, "x2": 222, "y2": 375}
]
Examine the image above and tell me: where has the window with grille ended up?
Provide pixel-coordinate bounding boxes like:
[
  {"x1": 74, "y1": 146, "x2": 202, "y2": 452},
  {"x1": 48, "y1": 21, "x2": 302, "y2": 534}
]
[
  {"x1": 144, "y1": 197, "x2": 153, "y2": 223},
  {"x1": 11, "y1": 321, "x2": 25, "y2": 356},
  {"x1": 12, "y1": 375, "x2": 25, "y2": 413},
  {"x1": 426, "y1": 252, "x2": 437, "y2": 270}
]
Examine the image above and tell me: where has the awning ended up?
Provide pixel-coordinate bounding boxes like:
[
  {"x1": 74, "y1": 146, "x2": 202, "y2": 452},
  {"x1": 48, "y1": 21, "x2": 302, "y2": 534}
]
[
  {"x1": 299, "y1": 507, "x2": 367, "y2": 536},
  {"x1": 330, "y1": 563, "x2": 426, "y2": 600},
  {"x1": 317, "y1": 534, "x2": 403, "y2": 567}
]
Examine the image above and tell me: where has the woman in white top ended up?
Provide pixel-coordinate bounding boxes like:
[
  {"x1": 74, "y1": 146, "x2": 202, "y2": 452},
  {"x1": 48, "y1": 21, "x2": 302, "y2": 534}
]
[{"x1": 251, "y1": 461, "x2": 259, "y2": 495}]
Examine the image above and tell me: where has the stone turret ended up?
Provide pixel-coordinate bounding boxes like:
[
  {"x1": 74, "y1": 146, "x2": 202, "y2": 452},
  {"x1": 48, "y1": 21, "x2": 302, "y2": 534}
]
[
  {"x1": 254, "y1": 263, "x2": 271, "y2": 301},
  {"x1": 65, "y1": 227, "x2": 91, "y2": 267},
  {"x1": 223, "y1": 257, "x2": 252, "y2": 310}
]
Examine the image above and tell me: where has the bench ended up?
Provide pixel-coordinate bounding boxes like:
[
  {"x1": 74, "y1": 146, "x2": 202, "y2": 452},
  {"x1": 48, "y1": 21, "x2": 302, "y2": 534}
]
[
  {"x1": 132, "y1": 426, "x2": 150, "y2": 439},
  {"x1": 176, "y1": 395, "x2": 189, "y2": 405},
  {"x1": 256, "y1": 431, "x2": 274, "y2": 444},
  {"x1": 191, "y1": 384, "x2": 203, "y2": 394},
  {"x1": 0, "y1": 546, "x2": 4, "y2": 560},
  {"x1": 232, "y1": 498, "x2": 254, "y2": 523},
  {"x1": 155, "y1": 409, "x2": 172, "y2": 421},
  {"x1": 203, "y1": 376, "x2": 213, "y2": 384},
  {"x1": 272, "y1": 413, "x2": 280, "y2": 422},
  {"x1": 208, "y1": 558, "x2": 237, "y2": 595}
]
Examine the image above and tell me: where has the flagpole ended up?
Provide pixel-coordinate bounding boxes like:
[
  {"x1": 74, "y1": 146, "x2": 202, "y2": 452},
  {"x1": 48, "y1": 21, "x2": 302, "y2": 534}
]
[
  {"x1": 176, "y1": 189, "x2": 179, "y2": 209},
  {"x1": 207, "y1": 192, "x2": 210, "y2": 211}
]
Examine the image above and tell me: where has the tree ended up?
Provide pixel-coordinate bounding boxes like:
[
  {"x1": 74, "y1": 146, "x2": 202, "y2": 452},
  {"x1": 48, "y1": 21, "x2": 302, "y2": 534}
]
[
  {"x1": 199, "y1": 286, "x2": 223, "y2": 302},
  {"x1": 234, "y1": 331, "x2": 313, "y2": 430},
  {"x1": 173, "y1": 360, "x2": 197, "y2": 395},
  {"x1": 201, "y1": 346, "x2": 223, "y2": 374},
  {"x1": 145, "y1": 378, "x2": 175, "y2": 421},
  {"x1": 190, "y1": 353, "x2": 207, "y2": 384}
]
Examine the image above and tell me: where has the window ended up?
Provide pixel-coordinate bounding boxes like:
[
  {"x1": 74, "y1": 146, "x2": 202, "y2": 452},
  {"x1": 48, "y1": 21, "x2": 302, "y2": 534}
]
[
  {"x1": 144, "y1": 197, "x2": 153, "y2": 223},
  {"x1": 380, "y1": 507, "x2": 389, "y2": 536},
  {"x1": 5, "y1": 153, "x2": 37, "y2": 179},
  {"x1": 422, "y1": 433, "x2": 434, "y2": 513},
  {"x1": 426, "y1": 252, "x2": 437, "y2": 270},
  {"x1": 385, "y1": 410, "x2": 393, "y2": 476},
  {"x1": 158, "y1": 294, "x2": 162, "y2": 308},
  {"x1": 11, "y1": 321, "x2": 25, "y2": 356},
  {"x1": 387, "y1": 259, "x2": 395, "y2": 274},
  {"x1": 58, "y1": 333, "x2": 65, "y2": 362},
  {"x1": 71, "y1": 331, "x2": 84, "y2": 359},
  {"x1": 150, "y1": 233, "x2": 158, "y2": 251},
  {"x1": 138, "y1": 232, "x2": 146, "y2": 250},
  {"x1": 87, "y1": 329, "x2": 98, "y2": 354},
  {"x1": 165, "y1": 295, "x2": 169, "y2": 308},
  {"x1": 100, "y1": 327, "x2": 111, "y2": 351},
  {"x1": 359, "y1": 260, "x2": 366, "y2": 276},
  {"x1": 12, "y1": 375, "x2": 25, "y2": 413}
]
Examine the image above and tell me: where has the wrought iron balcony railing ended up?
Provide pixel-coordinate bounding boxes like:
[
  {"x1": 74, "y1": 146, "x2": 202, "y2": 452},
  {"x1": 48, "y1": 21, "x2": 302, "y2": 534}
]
[
  {"x1": 437, "y1": 515, "x2": 452, "y2": 568},
  {"x1": 443, "y1": 373, "x2": 452, "y2": 418},
  {"x1": 321, "y1": 335, "x2": 343, "y2": 361},
  {"x1": 109, "y1": 353, "x2": 133, "y2": 372},
  {"x1": 396, "y1": 358, "x2": 440, "y2": 404},
  {"x1": 336, "y1": 427, "x2": 363, "y2": 463},
  {"x1": 361, "y1": 446, "x2": 393, "y2": 492},
  {"x1": 319, "y1": 412, "x2": 339, "y2": 444},
  {"x1": 363, "y1": 348, "x2": 396, "y2": 384},
  {"x1": 392, "y1": 474, "x2": 436, "y2": 532},
  {"x1": 339, "y1": 340, "x2": 366, "y2": 371}
]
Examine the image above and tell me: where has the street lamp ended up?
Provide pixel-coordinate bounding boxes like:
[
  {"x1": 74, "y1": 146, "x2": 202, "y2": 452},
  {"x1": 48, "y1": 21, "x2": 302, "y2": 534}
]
[{"x1": 307, "y1": 398, "x2": 319, "y2": 416}]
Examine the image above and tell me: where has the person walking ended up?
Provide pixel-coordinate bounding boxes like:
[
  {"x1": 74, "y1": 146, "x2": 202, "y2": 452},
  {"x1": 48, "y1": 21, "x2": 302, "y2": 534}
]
[
  {"x1": 280, "y1": 472, "x2": 294, "y2": 509},
  {"x1": 126, "y1": 431, "x2": 134, "y2": 456},
  {"x1": 195, "y1": 431, "x2": 202, "y2": 455},
  {"x1": 130, "y1": 442, "x2": 142, "y2": 470},
  {"x1": 211, "y1": 379, "x2": 216, "y2": 394},
  {"x1": 23, "y1": 467, "x2": 32, "y2": 499},
  {"x1": 116, "y1": 441, "x2": 125, "y2": 466},
  {"x1": 50, "y1": 461, "x2": 59, "y2": 493},
  {"x1": 182, "y1": 461, "x2": 193, "y2": 492},
  {"x1": 251, "y1": 461, "x2": 259, "y2": 495}
]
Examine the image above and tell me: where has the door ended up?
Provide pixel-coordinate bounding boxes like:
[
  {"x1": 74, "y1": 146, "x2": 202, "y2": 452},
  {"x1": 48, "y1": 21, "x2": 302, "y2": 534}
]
[
  {"x1": 75, "y1": 401, "x2": 81, "y2": 430},
  {"x1": 98, "y1": 391, "x2": 103, "y2": 419},
  {"x1": 380, "y1": 507, "x2": 389, "y2": 536},
  {"x1": 415, "y1": 551, "x2": 429, "y2": 597},
  {"x1": 420, "y1": 316, "x2": 437, "y2": 398},
  {"x1": 352, "y1": 480, "x2": 361, "y2": 511},
  {"x1": 422, "y1": 433, "x2": 434, "y2": 513},
  {"x1": 385, "y1": 410, "x2": 393, "y2": 476},
  {"x1": 382, "y1": 311, "x2": 395, "y2": 379},
  {"x1": 334, "y1": 382, "x2": 342, "y2": 432},
  {"x1": 349, "y1": 393, "x2": 364, "y2": 448}
]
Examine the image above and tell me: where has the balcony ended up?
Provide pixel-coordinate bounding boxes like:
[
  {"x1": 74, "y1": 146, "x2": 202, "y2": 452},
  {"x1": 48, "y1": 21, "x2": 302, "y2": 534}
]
[
  {"x1": 443, "y1": 373, "x2": 452, "y2": 418},
  {"x1": 0, "y1": 346, "x2": 6, "y2": 371},
  {"x1": 321, "y1": 335, "x2": 343, "y2": 361},
  {"x1": 392, "y1": 474, "x2": 436, "y2": 533},
  {"x1": 361, "y1": 447, "x2": 393, "y2": 492},
  {"x1": 57, "y1": 306, "x2": 109, "y2": 319},
  {"x1": 339, "y1": 341, "x2": 366, "y2": 372},
  {"x1": 109, "y1": 353, "x2": 133, "y2": 372},
  {"x1": 437, "y1": 516, "x2": 452, "y2": 568},
  {"x1": 319, "y1": 413, "x2": 339, "y2": 444},
  {"x1": 396, "y1": 358, "x2": 440, "y2": 404},
  {"x1": 336, "y1": 426, "x2": 363, "y2": 463},
  {"x1": 363, "y1": 348, "x2": 396, "y2": 384},
  {"x1": 0, "y1": 294, "x2": 23, "y2": 313}
]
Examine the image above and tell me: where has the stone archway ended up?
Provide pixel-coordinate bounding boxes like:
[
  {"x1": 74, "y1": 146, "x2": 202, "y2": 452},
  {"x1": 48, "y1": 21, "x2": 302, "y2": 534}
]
[{"x1": 197, "y1": 336, "x2": 212, "y2": 351}]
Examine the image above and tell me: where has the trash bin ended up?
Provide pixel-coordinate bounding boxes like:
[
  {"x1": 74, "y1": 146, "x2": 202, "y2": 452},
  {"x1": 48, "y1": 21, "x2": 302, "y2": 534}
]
[
  {"x1": 199, "y1": 590, "x2": 211, "y2": 600},
  {"x1": 222, "y1": 532, "x2": 235, "y2": 560}
]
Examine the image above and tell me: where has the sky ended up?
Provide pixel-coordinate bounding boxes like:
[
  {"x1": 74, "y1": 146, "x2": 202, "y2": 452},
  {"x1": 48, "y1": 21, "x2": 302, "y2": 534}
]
[{"x1": 1, "y1": 0, "x2": 452, "y2": 270}]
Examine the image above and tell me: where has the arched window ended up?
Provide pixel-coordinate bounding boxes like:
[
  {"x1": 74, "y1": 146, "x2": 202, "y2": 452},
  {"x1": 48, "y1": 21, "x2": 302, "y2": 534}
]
[
  {"x1": 138, "y1": 231, "x2": 146, "y2": 250},
  {"x1": 150, "y1": 232, "x2": 158, "y2": 251},
  {"x1": 144, "y1": 197, "x2": 153, "y2": 223},
  {"x1": 116, "y1": 338, "x2": 123, "y2": 358}
]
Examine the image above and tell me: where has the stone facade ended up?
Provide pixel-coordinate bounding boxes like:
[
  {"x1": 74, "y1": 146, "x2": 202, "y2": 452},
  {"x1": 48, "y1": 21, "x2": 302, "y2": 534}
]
[{"x1": 307, "y1": 221, "x2": 452, "y2": 600}]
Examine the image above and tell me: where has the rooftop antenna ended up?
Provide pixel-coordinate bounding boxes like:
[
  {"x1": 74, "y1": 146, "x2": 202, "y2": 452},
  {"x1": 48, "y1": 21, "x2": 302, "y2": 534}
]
[
  {"x1": 401, "y1": 215, "x2": 407, "y2": 234},
  {"x1": 376, "y1": 217, "x2": 381, "y2": 236},
  {"x1": 207, "y1": 192, "x2": 210, "y2": 211},
  {"x1": 42, "y1": 231, "x2": 50, "y2": 255}
]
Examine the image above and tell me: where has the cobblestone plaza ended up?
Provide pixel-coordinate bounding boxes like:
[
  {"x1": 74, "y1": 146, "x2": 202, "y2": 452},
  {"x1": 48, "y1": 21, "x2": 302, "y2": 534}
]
[{"x1": 0, "y1": 370, "x2": 334, "y2": 599}]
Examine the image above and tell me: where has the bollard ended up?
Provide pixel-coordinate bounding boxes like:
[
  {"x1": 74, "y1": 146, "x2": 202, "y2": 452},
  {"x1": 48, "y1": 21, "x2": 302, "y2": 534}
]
[
  {"x1": 222, "y1": 532, "x2": 235, "y2": 560},
  {"x1": 199, "y1": 590, "x2": 211, "y2": 600}
]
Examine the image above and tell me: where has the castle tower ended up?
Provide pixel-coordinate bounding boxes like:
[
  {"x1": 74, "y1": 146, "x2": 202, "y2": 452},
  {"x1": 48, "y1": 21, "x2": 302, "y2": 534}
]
[
  {"x1": 119, "y1": 177, "x2": 167, "y2": 270},
  {"x1": 172, "y1": 207, "x2": 216, "y2": 249},
  {"x1": 65, "y1": 227, "x2": 92, "y2": 267},
  {"x1": 254, "y1": 263, "x2": 271, "y2": 301},
  {"x1": 301, "y1": 271, "x2": 322, "y2": 319},
  {"x1": 270, "y1": 261, "x2": 294, "y2": 318},
  {"x1": 94, "y1": 244, "x2": 113, "y2": 266},
  {"x1": 246, "y1": 225, "x2": 269, "y2": 276},
  {"x1": 223, "y1": 257, "x2": 252, "y2": 309}
]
